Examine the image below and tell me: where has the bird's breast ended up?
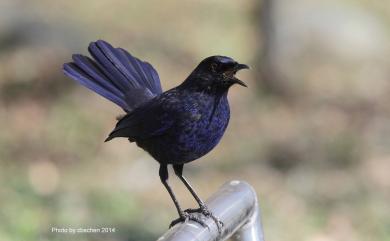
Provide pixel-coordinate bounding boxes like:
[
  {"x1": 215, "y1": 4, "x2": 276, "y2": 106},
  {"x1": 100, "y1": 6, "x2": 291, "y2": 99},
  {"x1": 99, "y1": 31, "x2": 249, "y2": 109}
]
[{"x1": 172, "y1": 92, "x2": 230, "y2": 162}]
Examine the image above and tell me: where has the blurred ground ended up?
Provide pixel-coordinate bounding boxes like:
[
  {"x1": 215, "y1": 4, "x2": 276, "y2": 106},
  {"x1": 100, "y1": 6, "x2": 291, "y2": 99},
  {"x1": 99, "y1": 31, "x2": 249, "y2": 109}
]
[{"x1": 0, "y1": 0, "x2": 390, "y2": 241}]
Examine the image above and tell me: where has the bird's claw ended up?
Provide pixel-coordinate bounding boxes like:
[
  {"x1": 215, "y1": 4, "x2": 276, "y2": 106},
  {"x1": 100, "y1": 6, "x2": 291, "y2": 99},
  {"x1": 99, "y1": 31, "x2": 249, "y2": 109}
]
[
  {"x1": 184, "y1": 204, "x2": 210, "y2": 214},
  {"x1": 169, "y1": 212, "x2": 208, "y2": 229},
  {"x1": 184, "y1": 205, "x2": 224, "y2": 235},
  {"x1": 184, "y1": 207, "x2": 202, "y2": 214}
]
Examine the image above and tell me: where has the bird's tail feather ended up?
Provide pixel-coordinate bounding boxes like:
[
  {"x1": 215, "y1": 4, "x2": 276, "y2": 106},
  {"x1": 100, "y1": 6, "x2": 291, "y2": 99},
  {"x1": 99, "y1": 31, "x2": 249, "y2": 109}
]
[{"x1": 63, "y1": 40, "x2": 162, "y2": 112}]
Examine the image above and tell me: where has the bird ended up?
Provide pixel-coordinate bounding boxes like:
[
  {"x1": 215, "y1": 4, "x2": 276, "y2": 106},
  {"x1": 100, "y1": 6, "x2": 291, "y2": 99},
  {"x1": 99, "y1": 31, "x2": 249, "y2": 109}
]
[{"x1": 63, "y1": 40, "x2": 249, "y2": 232}]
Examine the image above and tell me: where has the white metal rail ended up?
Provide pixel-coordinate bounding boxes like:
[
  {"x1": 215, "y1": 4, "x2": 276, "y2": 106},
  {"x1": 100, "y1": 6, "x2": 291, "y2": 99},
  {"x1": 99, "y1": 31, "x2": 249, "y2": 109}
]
[{"x1": 157, "y1": 180, "x2": 264, "y2": 241}]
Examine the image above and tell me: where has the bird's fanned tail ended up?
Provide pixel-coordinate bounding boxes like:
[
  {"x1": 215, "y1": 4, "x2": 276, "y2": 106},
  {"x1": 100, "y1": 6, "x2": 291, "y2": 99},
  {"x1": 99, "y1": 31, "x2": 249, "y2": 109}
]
[{"x1": 63, "y1": 40, "x2": 162, "y2": 112}]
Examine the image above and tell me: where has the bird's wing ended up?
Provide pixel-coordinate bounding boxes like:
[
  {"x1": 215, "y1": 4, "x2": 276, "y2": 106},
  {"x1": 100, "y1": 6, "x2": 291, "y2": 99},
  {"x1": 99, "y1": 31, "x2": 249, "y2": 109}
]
[
  {"x1": 105, "y1": 92, "x2": 179, "y2": 141},
  {"x1": 63, "y1": 40, "x2": 163, "y2": 112}
]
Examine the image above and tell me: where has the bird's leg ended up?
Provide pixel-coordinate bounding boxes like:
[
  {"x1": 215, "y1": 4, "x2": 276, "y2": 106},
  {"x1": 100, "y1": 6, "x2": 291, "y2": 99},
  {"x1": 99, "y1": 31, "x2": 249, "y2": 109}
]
[
  {"x1": 159, "y1": 164, "x2": 207, "y2": 228},
  {"x1": 173, "y1": 164, "x2": 224, "y2": 233},
  {"x1": 159, "y1": 165, "x2": 183, "y2": 217}
]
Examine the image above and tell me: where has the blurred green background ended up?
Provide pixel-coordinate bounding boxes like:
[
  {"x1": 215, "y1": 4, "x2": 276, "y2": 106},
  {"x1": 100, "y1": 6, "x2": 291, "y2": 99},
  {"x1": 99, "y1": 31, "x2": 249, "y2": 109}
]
[{"x1": 1, "y1": 0, "x2": 390, "y2": 240}]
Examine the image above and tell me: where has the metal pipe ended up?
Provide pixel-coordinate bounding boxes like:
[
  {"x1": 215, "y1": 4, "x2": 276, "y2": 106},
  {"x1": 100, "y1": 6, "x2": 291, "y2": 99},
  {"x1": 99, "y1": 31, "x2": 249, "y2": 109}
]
[{"x1": 157, "y1": 180, "x2": 264, "y2": 241}]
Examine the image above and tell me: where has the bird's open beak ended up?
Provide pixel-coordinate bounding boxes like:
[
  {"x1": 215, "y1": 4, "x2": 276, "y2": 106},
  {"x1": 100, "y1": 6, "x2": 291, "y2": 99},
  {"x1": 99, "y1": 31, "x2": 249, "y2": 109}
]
[{"x1": 231, "y1": 63, "x2": 249, "y2": 87}]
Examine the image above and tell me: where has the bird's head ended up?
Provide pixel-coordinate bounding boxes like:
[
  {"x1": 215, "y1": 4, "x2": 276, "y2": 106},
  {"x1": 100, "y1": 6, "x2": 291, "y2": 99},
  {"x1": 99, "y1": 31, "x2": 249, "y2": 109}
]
[{"x1": 184, "y1": 56, "x2": 249, "y2": 91}]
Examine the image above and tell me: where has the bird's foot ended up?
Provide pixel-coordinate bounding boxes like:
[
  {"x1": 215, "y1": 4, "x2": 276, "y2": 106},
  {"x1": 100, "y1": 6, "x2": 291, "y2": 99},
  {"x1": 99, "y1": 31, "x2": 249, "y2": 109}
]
[
  {"x1": 185, "y1": 204, "x2": 224, "y2": 235},
  {"x1": 169, "y1": 212, "x2": 207, "y2": 229}
]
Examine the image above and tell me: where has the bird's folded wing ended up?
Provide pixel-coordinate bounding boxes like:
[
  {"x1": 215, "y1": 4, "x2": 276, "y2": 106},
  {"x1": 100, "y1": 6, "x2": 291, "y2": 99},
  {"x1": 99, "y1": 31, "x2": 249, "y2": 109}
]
[{"x1": 105, "y1": 97, "x2": 177, "y2": 141}]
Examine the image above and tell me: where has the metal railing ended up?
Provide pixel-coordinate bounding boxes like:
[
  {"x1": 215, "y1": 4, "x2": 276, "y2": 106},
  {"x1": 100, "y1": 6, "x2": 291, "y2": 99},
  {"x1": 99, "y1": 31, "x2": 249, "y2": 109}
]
[{"x1": 157, "y1": 180, "x2": 264, "y2": 241}]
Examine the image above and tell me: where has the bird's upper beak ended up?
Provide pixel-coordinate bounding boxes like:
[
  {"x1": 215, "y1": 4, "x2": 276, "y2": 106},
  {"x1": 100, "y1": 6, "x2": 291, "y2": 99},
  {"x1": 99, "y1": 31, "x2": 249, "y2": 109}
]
[{"x1": 231, "y1": 63, "x2": 249, "y2": 87}]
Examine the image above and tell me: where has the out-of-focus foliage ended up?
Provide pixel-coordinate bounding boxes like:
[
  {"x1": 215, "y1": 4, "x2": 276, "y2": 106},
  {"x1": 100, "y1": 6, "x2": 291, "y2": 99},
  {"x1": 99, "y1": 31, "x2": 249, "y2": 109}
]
[{"x1": 0, "y1": 0, "x2": 389, "y2": 241}]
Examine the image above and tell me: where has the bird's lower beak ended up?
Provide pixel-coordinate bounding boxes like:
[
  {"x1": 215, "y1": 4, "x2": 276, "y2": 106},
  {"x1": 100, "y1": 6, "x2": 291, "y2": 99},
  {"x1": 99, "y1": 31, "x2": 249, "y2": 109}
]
[
  {"x1": 231, "y1": 77, "x2": 247, "y2": 87},
  {"x1": 231, "y1": 63, "x2": 249, "y2": 87}
]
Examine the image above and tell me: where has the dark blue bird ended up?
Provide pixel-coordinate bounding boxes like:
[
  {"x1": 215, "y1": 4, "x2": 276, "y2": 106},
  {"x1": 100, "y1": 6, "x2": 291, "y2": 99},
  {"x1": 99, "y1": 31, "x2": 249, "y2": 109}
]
[{"x1": 63, "y1": 40, "x2": 248, "y2": 230}]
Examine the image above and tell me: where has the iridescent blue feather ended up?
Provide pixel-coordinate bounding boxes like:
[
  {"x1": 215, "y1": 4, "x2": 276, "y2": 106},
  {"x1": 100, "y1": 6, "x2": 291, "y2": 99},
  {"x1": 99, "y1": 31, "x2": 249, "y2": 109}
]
[{"x1": 63, "y1": 40, "x2": 162, "y2": 112}]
